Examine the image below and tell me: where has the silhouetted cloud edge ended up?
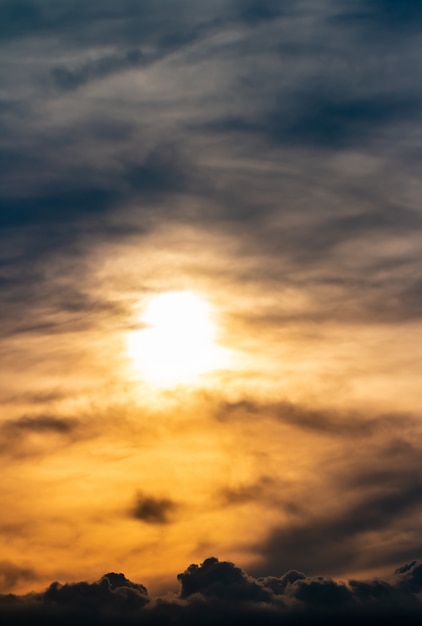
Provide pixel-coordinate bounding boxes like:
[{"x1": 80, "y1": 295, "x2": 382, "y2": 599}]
[{"x1": 1, "y1": 557, "x2": 421, "y2": 625}]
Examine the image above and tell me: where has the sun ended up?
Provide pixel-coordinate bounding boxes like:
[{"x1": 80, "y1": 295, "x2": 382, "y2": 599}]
[{"x1": 127, "y1": 291, "x2": 227, "y2": 386}]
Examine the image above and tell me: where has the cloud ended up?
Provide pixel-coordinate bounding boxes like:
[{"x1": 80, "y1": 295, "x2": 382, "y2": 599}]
[
  {"x1": 124, "y1": 146, "x2": 190, "y2": 195},
  {"x1": 0, "y1": 561, "x2": 38, "y2": 593},
  {"x1": 50, "y1": 49, "x2": 147, "y2": 91},
  {"x1": 253, "y1": 442, "x2": 422, "y2": 577},
  {"x1": 337, "y1": 0, "x2": 422, "y2": 34},
  {"x1": 0, "y1": 414, "x2": 81, "y2": 458},
  {"x1": 393, "y1": 561, "x2": 422, "y2": 594},
  {"x1": 0, "y1": 185, "x2": 118, "y2": 229},
  {"x1": 1, "y1": 557, "x2": 422, "y2": 624},
  {"x1": 44, "y1": 572, "x2": 149, "y2": 612},
  {"x1": 0, "y1": 0, "x2": 220, "y2": 48},
  {"x1": 220, "y1": 476, "x2": 277, "y2": 505},
  {"x1": 177, "y1": 556, "x2": 272, "y2": 602},
  {"x1": 0, "y1": 0, "x2": 420, "y2": 339},
  {"x1": 2, "y1": 415, "x2": 78, "y2": 435},
  {"x1": 217, "y1": 399, "x2": 416, "y2": 438},
  {"x1": 208, "y1": 93, "x2": 421, "y2": 149},
  {"x1": 0, "y1": 1, "x2": 43, "y2": 41},
  {"x1": 0, "y1": 141, "x2": 191, "y2": 271},
  {"x1": 266, "y1": 94, "x2": 421, "y2": 148},
  {"x1": 1, "y1": 390, "x2": 66, "y2": 405},
  {"x1": 238, "y1": 0, "x2": 291, "y2": 24},
  {"x1": 286, "y1": 575, "x2": 353, "y2": 611},
  {"x1": 132, "y1": 493, "x2": 177, "y2": 524},
  {"x1": 212, "y1": 398, "x2": 422, "y2": 577},
  {"x1": 0, "y1": 1, "x2": 420, "y2": 615}
]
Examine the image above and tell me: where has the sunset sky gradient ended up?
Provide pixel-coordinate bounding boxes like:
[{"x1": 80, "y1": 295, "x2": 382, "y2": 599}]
[{"x1": 0, "y1": 1, "x2": 421, "y2": 620}]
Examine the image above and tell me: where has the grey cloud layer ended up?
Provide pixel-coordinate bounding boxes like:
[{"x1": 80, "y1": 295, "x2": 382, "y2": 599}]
[
  {"x1": 217, "y1": 399, "x2": 422, "y2": 576},
  {"x1": 0, "y1": 0, "x2": 420, "y2": 333}
]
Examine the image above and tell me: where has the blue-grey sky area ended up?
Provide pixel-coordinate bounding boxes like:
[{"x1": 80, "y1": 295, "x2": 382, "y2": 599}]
[
  {"x1": 0, "y1": 1, "x2": 421, "y2": 621},
  {"x1": 1, "y1": 1, "x2": 421, "y2": 325}
]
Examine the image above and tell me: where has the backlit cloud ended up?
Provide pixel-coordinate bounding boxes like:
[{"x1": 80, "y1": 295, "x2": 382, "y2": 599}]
[{"x1": 1, "y1": 558, "x2": 422, "y2": 624}]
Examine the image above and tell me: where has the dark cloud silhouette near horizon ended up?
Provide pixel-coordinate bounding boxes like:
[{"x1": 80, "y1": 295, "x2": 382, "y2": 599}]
[{"x1": 1, "y1": 557, "x2": 422, "y2": 625}]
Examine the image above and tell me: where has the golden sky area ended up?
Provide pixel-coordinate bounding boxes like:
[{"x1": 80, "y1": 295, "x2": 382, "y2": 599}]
[
  {"x1": 0, "y1": 2, "x2": 421, "y2": 616},
  {"x1": 1, "y1": 228, "x2": 421, "y2": 596}
]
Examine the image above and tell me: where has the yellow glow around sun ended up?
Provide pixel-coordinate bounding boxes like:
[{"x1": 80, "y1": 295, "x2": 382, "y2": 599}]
[{"x1": 127, "y1": 291, "x2": 228, "y2": 386}]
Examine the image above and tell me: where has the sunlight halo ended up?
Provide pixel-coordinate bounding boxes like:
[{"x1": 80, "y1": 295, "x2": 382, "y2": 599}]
[{"x1": 127, "y1": 291, "x2": 228, "y2": 387}]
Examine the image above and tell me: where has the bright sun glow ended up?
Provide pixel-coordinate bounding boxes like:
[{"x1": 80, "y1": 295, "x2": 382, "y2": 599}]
[{"x1": 127, "y1": 291, "x2": 228, "y2": 386}]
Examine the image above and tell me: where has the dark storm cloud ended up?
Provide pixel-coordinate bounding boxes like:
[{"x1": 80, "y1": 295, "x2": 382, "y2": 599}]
[
  {"x1": 132, "y1": 493, "x2": 177, "y2": 524},
  {"x1": 1, "y1": 558, "x2": 422, "y2": 625}
]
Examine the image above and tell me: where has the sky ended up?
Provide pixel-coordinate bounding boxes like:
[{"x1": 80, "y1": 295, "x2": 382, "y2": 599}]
[{"x1": 0, "y1": 0, "x2": 421, "y2": 621}]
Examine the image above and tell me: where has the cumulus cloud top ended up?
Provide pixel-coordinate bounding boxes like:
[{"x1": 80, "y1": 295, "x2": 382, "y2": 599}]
[{"x1": 1, "y1": 558, "x2": 422, "y2": 625}]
